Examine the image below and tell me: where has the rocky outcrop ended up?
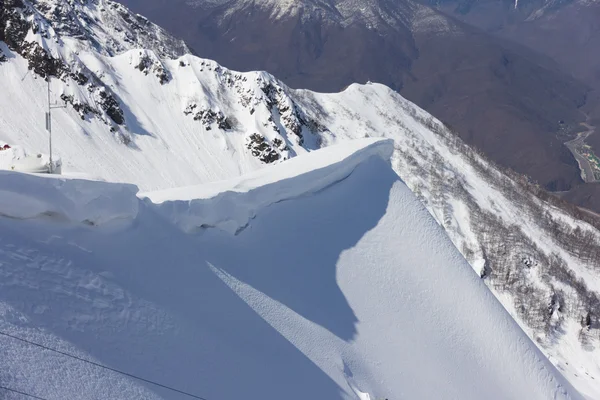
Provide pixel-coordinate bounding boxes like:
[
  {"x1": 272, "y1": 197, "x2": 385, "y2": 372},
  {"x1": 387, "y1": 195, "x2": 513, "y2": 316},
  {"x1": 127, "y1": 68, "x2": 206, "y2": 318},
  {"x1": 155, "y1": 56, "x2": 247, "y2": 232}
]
[
  {"x1": 133, "y1": 51, "x2": 170, "y2": 84},
  {"x1": 246, "y1": 133, "x2": 281, "y2": 163},
  {"x1": 60, "y1": 94, "x2": 98, "y2": 120},
  {"x1": 0, "y1": 0, "x2": 30, "y2": 50},
  {"x1": 96, "y1": 87, "x2": 124, "y2": 125},
  {"x1": 119, "y1": 0, "x2": 589, "y2": 193},
  {"x1": 0, "y1": 0, "x2": 68, "y2": 78},
  {"x1": 0, "y1": 0, "x2": 131, "y2": 131},
  {"x1": 183, "y1": 103, "x2": 232, "y2": 131},
  {"x1": 0, "y1": 0, "x2": 320, "y2": 162},
  {"x1": 259, "y1": 80, "x2": 304, "y2": 145}
]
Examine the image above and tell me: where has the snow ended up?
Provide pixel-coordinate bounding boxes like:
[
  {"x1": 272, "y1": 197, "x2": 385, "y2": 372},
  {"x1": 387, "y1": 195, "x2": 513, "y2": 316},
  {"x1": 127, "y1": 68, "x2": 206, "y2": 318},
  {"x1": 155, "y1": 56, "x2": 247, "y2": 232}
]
[
  {"x1": 0, "y1": 144, "x2": 52, "y2": 174},
  {"x1": 28, "y1": 0, "x2": 190, "y2": 58},
  {"x1": 189, "y1": 0, "x2": 411, "y2": 28},
  {"x1": 0, "y1": 170, "x2": 139, "y2": 225},
  {"x1": 2, "y1": 30, "x2": 600, "y2": 396},
  {"x1": 0, "y1": 43, "x2": 307, "y2": 189},
  {"x1": 142, "y1": 138, "x2": 393, "y2": 233},
  {"x1": 0, "y1": 140, "x2": 582, "y2": 400},
  {"x1": 2, "y1": 0, "x2": 600, "y2": 397},
  {"x1": 292, "y1": 83, "x2": 600, "y2": 398}
]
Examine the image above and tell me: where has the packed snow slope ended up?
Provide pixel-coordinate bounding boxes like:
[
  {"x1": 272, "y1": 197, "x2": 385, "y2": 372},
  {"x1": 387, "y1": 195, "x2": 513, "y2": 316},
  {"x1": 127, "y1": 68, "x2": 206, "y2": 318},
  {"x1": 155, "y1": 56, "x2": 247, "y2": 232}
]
[
  {"x1": 0, "y1": 139, "x2": 582, "y2": 400},
  {"x1": 2, "y1": 0, "x2": 600, "y2": 397}
]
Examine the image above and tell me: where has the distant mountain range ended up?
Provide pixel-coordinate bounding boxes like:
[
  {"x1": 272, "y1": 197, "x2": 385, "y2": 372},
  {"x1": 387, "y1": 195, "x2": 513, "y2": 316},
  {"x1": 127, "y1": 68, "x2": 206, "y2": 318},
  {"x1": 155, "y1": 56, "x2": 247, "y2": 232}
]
[
  {"x1": 425, "y1": 0, "x2": 600, "y2": 209},
  {"x1": 119, "y1": 0, "x2": 595, "y2": 200},
  {"x1": 2, "y1": 1, "x2": 600, "y2": 397},
  {"x1": 429, "y1": 0, "x2": 600, "y2": 92}
]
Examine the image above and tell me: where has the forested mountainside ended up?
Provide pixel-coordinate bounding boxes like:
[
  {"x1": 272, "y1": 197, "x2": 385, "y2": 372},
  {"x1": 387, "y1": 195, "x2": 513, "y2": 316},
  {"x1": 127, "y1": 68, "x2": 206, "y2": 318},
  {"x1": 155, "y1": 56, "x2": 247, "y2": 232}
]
[
  {"x1": 120, "y1": 0, "x2": 591, "y2": 196},
  {"x1": 1, "y1": 0, "x2": 600, "y2": 397}
]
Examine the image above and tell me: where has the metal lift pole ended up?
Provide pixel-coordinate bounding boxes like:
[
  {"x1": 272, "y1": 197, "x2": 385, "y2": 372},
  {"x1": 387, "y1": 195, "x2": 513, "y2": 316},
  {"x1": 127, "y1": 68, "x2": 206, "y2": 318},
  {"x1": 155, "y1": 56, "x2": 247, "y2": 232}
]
[
  {"x1": 46, "y1": 77, "x2": 66, "y2": 174},
  {"x1": 47, "y1": 78, "x2": 53, "y2": 174}
]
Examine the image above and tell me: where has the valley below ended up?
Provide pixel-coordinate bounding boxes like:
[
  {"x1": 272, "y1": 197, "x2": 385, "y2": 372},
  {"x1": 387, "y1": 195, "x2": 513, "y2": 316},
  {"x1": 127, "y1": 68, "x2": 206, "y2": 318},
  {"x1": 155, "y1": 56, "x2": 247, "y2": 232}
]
[
  {"x1": 565, "y1": 122, "x2": 600, "y2": 183},
  {"x1": 2, "y1": 0, "x2": 600, "y2": 398}
]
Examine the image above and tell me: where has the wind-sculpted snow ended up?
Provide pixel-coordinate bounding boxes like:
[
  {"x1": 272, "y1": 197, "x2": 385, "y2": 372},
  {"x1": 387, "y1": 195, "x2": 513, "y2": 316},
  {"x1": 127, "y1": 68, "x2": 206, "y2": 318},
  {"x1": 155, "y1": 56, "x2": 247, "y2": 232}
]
[
  {"x1": 2, "y1": 0, "x2": 600, "y2": 396},
  {"x1": 0, "y1": 41, "x2": 323, "y2": 187},
  {"x1": 143, "y1": 139, "x2": 394, "y2": 234},
  {"x1": 0, "y1": 171, "x2": 138, "y2": 225},
  {"x1": 0, "y1": 142, "x2": 582, "y2": 400}
]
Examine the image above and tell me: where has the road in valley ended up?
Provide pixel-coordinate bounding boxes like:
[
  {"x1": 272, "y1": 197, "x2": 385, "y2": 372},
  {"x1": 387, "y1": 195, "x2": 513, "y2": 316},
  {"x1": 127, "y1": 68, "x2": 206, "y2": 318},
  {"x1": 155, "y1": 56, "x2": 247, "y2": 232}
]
[{"x1": 565, "y1": 122, "x2": 599, "y2": 183}]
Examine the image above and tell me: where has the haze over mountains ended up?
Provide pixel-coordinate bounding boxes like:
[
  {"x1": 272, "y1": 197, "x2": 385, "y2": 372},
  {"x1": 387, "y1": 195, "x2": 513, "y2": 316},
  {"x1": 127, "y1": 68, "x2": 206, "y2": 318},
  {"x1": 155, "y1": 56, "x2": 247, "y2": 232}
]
[
  {"x1": 424, "y1": 0, "x2": 600, "y2": 209},
  {"x1": 429, "y1": 0, "x2": 600, "y2": 92},
  {"x1": 121, "y1": 0, "x2": 594, "y2": 199},
  {"x1": 2, "y1": 0, "x2": 600, "y2": 398}
]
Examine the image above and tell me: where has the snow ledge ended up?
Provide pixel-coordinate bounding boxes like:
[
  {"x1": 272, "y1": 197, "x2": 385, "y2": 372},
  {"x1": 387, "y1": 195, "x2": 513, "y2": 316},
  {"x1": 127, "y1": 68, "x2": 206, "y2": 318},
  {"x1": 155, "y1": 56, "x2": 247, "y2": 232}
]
[
  {"x1": 0, "y1": 139, "x2": 393, "y2": 231},
  {"x1": 142, "y1": 138, "x2": 394, "y2": 234},
  {"x1": 0, "y1": 172, "x2": 139, "y2": 226}
]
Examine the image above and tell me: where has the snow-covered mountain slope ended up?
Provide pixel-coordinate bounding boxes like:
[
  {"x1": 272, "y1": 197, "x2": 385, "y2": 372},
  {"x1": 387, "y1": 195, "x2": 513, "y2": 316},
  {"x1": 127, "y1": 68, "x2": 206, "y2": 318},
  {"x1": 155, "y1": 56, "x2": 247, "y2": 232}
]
[
  {"x1": 188, "y1": 0, "x2": 416, "y2": 28},
  {"x1": 122, "y1": 0, "x2": 590, "y2": 195},
  {"x1": 2, "y1": 0, "x2": 600, "y2": 398},
  {"x1": 0, "y1": 140, "x2": 583, "y2": 400},
  {"x1": 1, "y1": 0, "x2": 189, "y2": 58}
]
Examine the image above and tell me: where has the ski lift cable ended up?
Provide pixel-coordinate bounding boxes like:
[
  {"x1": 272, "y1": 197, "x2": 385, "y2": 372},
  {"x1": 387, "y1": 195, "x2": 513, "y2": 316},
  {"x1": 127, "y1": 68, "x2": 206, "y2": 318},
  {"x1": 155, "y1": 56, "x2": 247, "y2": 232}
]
[
  {"x1": 0, "y1": 330, "x2": 210, "y2": 400},
  {"x1": 0, "y1": 384, "x2": 48, "y2": 400}
]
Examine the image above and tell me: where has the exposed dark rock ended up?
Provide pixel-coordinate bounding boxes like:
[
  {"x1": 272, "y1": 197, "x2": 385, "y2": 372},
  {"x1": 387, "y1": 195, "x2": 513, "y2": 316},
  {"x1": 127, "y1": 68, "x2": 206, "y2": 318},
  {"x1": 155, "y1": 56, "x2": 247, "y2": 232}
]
[
  {"x1": 60, "y1": 93, "x2": 99, "y2": 120},
  {"x1": 260, "y1": 82, "x2": 278, "y2": 109},
  {"x1": 246, "y1": 133, "x2": 281, "y2": 163},
  {"x1": 21, "y1": 41, "x2": 70, "y2": 79},
  {"x1": 272, "y1": 137, "x2": 288, "y2": 151},
  {"x1": 97, "y1": 88, "x2": 125, "y2": 125},
  {"x1": 119, "y1": 0, "x2": 589, "y2": 196},
  {"x1": 134, "y1": 51, "x2": 170, "y2": 84},
  {"x1": 71, "y1": 70, "x2": 89, "y2": 85},
  {"x1": 0, "y1": 0, "x2": 71, "y2": 79},
  {"x1": 257, "y1": 79, "x2": 305, "y2": 144},
  {"x1": 184, "y1": 103, "x2": 232, "y2": 130},
  {"x1": 0, "y1": 0, "x2": 31, "y2": 51},
  {"x1": 218, "y1": 117, "x2": 232, "y2": 131},
  {"x1": 582, "y1": 312, "x2": 593, "y2": 330}
]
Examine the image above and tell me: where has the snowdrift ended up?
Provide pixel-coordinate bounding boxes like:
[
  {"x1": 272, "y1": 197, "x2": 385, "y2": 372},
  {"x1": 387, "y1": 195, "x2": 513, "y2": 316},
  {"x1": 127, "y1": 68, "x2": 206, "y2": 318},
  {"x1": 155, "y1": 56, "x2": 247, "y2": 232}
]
[
  {"x1": 0, "y1": 171, "x2": 138, "y2": 225},
  {"x1": 2, "y1": 2, "x2": 600, "y2": 395},
  {"x1": 142, "y1": 139, "x2": 393, "y2": 234},
  {"x1": 0, "y1": 140, "x2": 581, "y2": 400},
  {"x1": 0, "y1": 145, "x2": 54, "y2": 174}
]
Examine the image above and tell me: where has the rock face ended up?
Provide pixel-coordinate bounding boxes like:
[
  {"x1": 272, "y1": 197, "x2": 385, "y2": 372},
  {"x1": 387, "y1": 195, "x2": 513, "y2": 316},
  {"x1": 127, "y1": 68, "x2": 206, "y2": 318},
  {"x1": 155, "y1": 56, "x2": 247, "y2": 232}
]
[
  {"x1": 0, "y1": 0, "x2": 189, "y2": 136},
  {"x1": 246, "y1": 133, "x2": 282, "y2": 163},
  {"x1": 132, "y1": 50, "x2": 171, "y2": 84},
  {"x1": 3, "y1": 1, "x2": 600, "y2": 396},
  {"x1": 0, "y1": 0, "x2": 327, "y2": 166},
  {"x1": 121, "y1": 0, "x2": 590, "y2": 194}
]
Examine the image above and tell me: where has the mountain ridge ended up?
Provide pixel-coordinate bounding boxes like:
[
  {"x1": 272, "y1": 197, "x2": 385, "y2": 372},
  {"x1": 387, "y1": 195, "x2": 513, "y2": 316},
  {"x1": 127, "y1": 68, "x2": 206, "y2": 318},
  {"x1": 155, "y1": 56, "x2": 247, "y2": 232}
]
[
  {"x1": 2, "y1": 0, "x2": 600, "y2": 397},
  {"x1": 120, "y1": 0, "x2": 590, "y2": 193},
  {"x1": 0, "y1": 139, "x2": 583, "y2": 400}
]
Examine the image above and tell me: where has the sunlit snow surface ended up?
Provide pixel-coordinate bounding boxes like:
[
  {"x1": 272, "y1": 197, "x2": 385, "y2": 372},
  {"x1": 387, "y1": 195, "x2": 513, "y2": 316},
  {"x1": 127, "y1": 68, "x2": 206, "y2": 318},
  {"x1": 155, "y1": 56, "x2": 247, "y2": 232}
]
[
  {"x1": 0, "y1": 140, "x2": 581, "y2": 400},
  {"x1": 2, "y1": 1, "x2": 600, "y2": 397}
]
